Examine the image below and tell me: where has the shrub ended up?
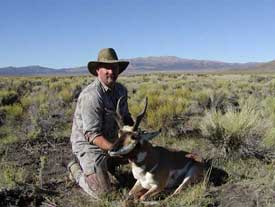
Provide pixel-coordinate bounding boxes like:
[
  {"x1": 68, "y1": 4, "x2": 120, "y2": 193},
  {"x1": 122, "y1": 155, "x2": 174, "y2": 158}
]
[
  {"x1": 192, "y1": 91, "x2": 210, "y2": 108},
  {"x1": 263, "y1": 97, "x2": 275, "y2": 126},
  {"x1": 49, "y1": 80, "x2": 66, "y2": 92},
  {"x1": 2, "y1": 104, "x2": 23, "y2": 120},
  {"x1": 15, "y1": 80, "x2": 32, "y2": 96},
  {"x1": 0, "y1": 164, "x2": 27, "y2": 188},
  {"x1": 20, "y1": 95, "x2": 32, "y2": 109},
  {"x1": 0, "y1": 90, "x2": 19, "y2": 106},
  {"x1": 58, "y1": 88, "x2": 72, "y2": 103},
  {"x1": 129, "y1": 84, "x2": 190, "y2": 129},
  {"x1": 205, "y1": 89, "x2": 238, "y2": 113},
  {"x1": 0, "y1": 108, "x2": 6, "y2": 126},
  {"x1": 199, "y1": 97, "x2": 271, "y2": 157},
  {"x1": 263, "y1": 128, "x2": 275, "y2": 147},
  {"x1": 0, "y1": 133, "x2": 18, "y2": 145},
  {"x1": 23, "y1": 91, "x2": 73, "y2": 140}
]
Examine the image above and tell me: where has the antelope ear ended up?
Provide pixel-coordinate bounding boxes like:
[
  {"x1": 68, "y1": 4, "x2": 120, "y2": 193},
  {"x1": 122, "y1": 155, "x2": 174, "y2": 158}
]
[{"x1": 140, "y1": 129, "x2": 161, "y2": 141}]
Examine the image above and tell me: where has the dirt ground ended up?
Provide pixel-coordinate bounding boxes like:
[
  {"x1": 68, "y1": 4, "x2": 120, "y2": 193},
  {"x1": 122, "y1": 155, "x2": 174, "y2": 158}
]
[
  {"x1": 0, "y1": 137, "x2": 135, "y2": 207},
  {"x1": 0, "y1": 137, "x2": 274, "y2": 207}
]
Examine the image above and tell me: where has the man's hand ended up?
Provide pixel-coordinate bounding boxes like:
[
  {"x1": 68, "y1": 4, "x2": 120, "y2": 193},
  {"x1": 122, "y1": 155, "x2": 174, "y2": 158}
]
[{"x1": 92, "y1": 135, "x2": 114, "y2": 151}]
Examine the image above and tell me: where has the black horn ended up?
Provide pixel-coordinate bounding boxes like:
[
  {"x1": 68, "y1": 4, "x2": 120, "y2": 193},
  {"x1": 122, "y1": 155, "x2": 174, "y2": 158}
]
[
  {"x1": 133, "y1": 97, "x2": 148, "y2": 131},
  {"x1": 115, "y1": 96, "x2": 126, "y2": 129}
]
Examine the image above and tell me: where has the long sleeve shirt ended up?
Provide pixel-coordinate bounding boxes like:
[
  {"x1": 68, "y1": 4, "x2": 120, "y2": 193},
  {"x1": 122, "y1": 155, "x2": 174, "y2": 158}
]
[{"x1": 70, "y1": 78, "x2": 133, "y2": 154}]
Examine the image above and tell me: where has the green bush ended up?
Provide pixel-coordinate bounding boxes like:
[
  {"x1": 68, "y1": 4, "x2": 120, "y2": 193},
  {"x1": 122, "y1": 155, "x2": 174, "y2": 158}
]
[
  {"x1": 263, "y1": 97, "x2": 275, "y2": 126},
  {"x1": 0, "y1": 124, "x2": 23, "y2": 145},
  {"x1": 2, "y1": 104, "x2": 23, "y2": 120},
  {"x1": 0, "y1": 90, "x2": 18, "y2": 106},
  {"x1": 128, "y1": 82, "x2": 190, "y2": 129},
  {"x1": 263, "y1": 128, "x2": 275, "y2": 147},
  {"x1": 0, "y1": 164, "x2": 27, "y2": 188},
  {"x1": 199, "y1": 97, "x2": 271, "y2": 157},
  {"x1": 20, "y1": 95, "x2": 32, "y2": 109},
  {"x1": 49, "y1": 80, "x2": 66, "y2": 92}
]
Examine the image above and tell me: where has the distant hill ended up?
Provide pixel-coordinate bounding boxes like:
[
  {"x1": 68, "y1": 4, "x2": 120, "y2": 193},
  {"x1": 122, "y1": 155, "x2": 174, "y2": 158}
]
[
  {"x1": 0, "y1": 66, "x2": 62, "y2": 76},
  {"x1": 127, "y1": 56, "x2": 258, "y2": 73},
  {"x1": 0, "y1": 56, "x2": 262, "y2": 76},
  {"x1": 260, "y1": 60, "x2": 275, "y2": 72},
  {"x1": 232, "y1": 60, "x2": 275, "y2": 73}
]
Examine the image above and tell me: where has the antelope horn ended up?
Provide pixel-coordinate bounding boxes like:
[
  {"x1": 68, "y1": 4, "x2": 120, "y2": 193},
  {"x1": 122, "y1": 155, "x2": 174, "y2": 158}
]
[
  {"x1": 133, "y1": 97, "x2": 148, "y2": 131},
  {"x1": 108, "y1": 141, "x2": 138, "y2": 157},
  {"x1": 115, "y1": 96, "x2": 126, "y2": 129}
]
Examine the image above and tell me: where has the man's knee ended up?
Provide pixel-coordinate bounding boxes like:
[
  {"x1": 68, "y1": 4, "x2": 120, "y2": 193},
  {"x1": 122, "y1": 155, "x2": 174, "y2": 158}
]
[
  {"x1": 85, "y1": 172, "x2": 110, "y2": 193},
  {"x1": 75, "y1": 152, "x2": 115, "y2": 193}
]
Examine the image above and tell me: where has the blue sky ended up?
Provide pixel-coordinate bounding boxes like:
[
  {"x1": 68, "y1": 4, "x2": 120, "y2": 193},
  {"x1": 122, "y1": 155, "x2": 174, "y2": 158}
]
[{"x1": 0, "y1": 0, "x2": 275, "y2": 68}]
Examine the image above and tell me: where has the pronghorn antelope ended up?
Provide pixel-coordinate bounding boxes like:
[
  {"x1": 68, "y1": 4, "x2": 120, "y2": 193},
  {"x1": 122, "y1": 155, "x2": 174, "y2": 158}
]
[{"x1": 108, "y1": 97, "x2": 205, "y2": 201}]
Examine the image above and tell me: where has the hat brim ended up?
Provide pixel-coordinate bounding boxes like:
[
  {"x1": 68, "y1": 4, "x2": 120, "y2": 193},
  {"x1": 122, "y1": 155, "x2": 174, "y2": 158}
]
[{"x1": 87, "y1": 60, "x2": 129, "y2": 76}]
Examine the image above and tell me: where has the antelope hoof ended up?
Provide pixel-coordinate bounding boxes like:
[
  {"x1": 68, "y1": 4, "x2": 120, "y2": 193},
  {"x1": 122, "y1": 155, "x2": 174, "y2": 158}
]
[{"x1": 139, "y1": 195, "x2": 147, "y2": 201}]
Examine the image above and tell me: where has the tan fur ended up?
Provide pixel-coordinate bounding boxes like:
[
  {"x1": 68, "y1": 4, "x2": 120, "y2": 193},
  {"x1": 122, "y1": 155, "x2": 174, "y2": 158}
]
[{"x1": 126, "y1": 142, "x2": 205, "y2": 200}]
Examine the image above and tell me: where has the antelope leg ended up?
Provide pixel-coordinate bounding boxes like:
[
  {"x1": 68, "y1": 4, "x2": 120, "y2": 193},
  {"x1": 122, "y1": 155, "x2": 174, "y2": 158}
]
[
  {"x1": 172, "y1": 176, "x2": 192, "y2": 196},
  {"x1": 139, "y1": 185, "x2": 162, "y2": 201},
  {"x1": 172, "y1": 165, "x2": 202, "y2": 196},
  {"x1": 127, "y1": 180, "x2": 148, "y2": 200}
]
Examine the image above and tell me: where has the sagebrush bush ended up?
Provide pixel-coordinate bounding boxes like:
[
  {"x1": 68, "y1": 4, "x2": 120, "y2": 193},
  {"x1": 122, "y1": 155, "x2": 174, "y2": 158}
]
[
  {"x1": 58, "y1": 88, "x2": 72, "y2": 103},
  {"x1": 0, "y1": 134, "x2": 18, "y2": 145},
  {"x1": 263, "y1": 128, "x2": 275, "y2": 147},
  {"x1": 2, "y1": 104, "x2": 23, "y2": 120},
  {"x1": 0, "y1": 90, "x2": 19, "y2": 106},
  {"x1": 263, "y1": 97, "x2": 275, "y2": 126},
  {"x1": 128, "y1": 82, "x2": 190, "y2": 129},
  {"x1": 0, "y1": 164, "x2": 27, "y2": 188},
  {"x1": 49, "y1": 81, "x2": 65, "y2": 92},
  {"x1": 199, "y1": 97, "x2": 271, "y2": 157}
]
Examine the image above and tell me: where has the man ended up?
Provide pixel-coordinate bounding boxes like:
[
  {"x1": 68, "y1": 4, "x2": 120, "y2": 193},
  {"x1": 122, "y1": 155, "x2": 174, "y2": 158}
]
[{"x1": 68, "y1": 48, "x2": 134, "y2": 199}]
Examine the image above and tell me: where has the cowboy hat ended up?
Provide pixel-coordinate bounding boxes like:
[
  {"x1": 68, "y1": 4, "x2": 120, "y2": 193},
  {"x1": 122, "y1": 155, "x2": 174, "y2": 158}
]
[{"x1": 87, "y1": 48, "x2": 129, "y2": 76}]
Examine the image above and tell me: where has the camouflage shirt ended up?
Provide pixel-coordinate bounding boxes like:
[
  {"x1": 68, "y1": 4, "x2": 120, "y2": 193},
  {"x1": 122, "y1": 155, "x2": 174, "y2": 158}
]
[{"x1": 70, "y1": 78, "x2": 133, "y2": 154}]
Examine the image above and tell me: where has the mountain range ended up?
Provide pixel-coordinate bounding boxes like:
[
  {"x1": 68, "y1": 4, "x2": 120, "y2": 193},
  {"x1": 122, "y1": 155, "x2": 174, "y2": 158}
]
[{"x1": 0, "y1": 56, "x2": 274, "y2": 76}]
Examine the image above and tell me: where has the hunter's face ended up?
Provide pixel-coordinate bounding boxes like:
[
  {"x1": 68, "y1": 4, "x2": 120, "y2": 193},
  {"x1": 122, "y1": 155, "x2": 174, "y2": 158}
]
[{"x1": 97, "y1": 64, "x2": 119, "y2": 88}]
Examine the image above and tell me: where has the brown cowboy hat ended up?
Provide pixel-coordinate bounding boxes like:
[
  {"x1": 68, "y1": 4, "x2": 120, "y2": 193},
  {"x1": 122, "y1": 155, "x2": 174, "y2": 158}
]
[{"x1": 87, "y1": 48, "x2": 129, "y2": 76}]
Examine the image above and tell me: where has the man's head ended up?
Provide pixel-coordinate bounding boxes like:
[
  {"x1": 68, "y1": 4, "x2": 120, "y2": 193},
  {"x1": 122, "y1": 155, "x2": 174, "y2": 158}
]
[
  {"x1": 96, "y1": 63, "x2": 119, "y2": 88},
  {"x1": 87, "y1": 48, "x2": 129, "y2": 84}
]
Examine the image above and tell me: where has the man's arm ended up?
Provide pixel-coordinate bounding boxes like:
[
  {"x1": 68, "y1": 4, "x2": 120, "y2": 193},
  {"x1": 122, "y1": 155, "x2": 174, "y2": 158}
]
[
  {"x1": 81, "y1": 93, "x2": 114, "y2": 151},
  {"x1": 85, "y1": 132, "x2": 113, "y2": 151}
]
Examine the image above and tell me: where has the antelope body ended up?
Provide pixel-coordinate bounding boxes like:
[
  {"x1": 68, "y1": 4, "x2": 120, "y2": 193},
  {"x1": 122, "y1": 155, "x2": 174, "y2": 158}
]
[{"x1": 108, "y1": 97, "x2": 204, "y2": 201}]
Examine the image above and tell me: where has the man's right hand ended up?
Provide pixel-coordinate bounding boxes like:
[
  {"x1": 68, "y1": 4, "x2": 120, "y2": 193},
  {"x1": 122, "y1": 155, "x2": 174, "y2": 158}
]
[{"x1": 92, "y1": 135, "x2": 114, "y2": 151}]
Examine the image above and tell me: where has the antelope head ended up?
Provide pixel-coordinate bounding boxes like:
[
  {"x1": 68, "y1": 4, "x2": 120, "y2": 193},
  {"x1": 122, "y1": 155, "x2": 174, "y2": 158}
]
[{"x1": 108, "y1": 96, "x2": 160, "y2": 157}]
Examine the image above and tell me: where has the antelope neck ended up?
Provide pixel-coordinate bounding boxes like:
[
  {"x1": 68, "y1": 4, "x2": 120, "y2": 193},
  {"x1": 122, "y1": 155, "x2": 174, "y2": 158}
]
[{"x1": 130, "y1": 144, "x2": 160, "y2": 173}]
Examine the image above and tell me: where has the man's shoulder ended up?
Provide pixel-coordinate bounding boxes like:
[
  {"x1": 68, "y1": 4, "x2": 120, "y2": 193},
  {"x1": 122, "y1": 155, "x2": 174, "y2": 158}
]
[{"x1": 79, "y1": 79, "x2": 102, "y2": 99}]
